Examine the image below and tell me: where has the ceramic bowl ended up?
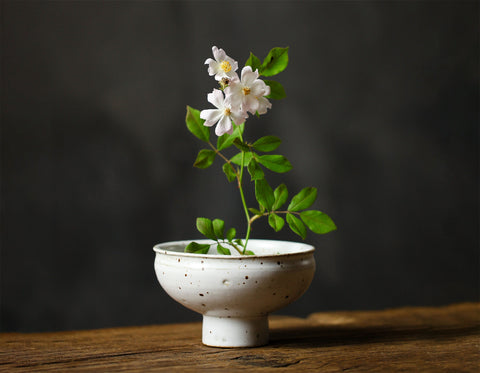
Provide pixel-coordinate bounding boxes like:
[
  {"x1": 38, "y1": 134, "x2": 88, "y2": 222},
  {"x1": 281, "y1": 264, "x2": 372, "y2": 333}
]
[{"x1": 153, "y1": 239, "x2": 315, "y2": 347}]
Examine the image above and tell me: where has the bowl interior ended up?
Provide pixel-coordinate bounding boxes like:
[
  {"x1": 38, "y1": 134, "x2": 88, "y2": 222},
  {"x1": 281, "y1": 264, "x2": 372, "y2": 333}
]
[{"x1": 153, "y1": 239, "x2": 314, "y2": 258}]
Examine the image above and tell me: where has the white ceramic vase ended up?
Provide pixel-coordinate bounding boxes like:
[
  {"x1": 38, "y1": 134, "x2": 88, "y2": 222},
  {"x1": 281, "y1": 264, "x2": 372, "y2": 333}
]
[{"x1": 153, "y1": 239, "x2": 315, "y2": 347}]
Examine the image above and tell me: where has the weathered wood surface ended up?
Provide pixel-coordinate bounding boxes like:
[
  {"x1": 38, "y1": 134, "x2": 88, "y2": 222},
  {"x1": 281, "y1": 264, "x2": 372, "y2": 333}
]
[{"x1": 1, "y1": 303, "x2": 478, "y2": 372}]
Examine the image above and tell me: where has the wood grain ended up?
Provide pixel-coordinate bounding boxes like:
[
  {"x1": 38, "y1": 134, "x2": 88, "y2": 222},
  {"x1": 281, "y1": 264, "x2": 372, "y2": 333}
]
[{"x1": 1, "y1": 303, "x2": 479, "y2": 372}]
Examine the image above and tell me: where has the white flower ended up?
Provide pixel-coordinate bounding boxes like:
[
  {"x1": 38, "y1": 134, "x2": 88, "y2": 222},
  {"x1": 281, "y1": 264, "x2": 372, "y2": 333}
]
[
  {"x1": 256, "y1": 96, "x2": 272, "y2": 115},
  {"x1": 200, "y1": 89, "x2": 247, "y2": 136},
  {"x1": 226, "y1": 66, "x2": 271, "y2": 115},
  {"x1": 205, "y1": 46, "x2": 238, "y2": 81}
]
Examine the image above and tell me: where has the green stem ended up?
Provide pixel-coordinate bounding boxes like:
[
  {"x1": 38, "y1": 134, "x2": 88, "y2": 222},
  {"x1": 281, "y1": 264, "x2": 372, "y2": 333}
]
[
  {"x1": 249, "y1": 210, "x2": 300, "y2": 225},
  {"x1": 226, "y1": 240, "x2": 244, "y2": 255},
  {"x1": 208, "y1": 141, "x2": 238, "y2": 178},
  {"x1": 237, "y1": 134, "x2": 251, "y2": 253},
  {"x1": 208, "y1": 130, "x2": 252, "y2": 254},
  {"x1": 238, "y1": 153, "x2": 251, "y2": 253}
]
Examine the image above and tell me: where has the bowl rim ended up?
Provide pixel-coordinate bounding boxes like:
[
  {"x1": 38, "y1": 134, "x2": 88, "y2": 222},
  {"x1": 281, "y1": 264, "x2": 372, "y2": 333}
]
[{"x1": 153, "y1": 238, "x2": 315, "y2": 259}]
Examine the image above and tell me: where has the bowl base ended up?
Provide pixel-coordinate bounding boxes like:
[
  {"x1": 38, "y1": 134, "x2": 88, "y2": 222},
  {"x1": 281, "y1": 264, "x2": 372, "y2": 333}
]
[{"x1": 202, "y1": 315, "x2": 268, "y2": 348}]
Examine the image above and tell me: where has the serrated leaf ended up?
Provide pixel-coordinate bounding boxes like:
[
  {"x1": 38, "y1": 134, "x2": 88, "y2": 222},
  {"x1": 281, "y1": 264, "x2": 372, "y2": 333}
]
[
  {"x1": 217, "y1": 244, "x2": 231, "y2": 255},
  {"x1": 245, "y1": 52, "x2": 262, "y2": 72},
  {"x1": 230, "y1": 152, "x2": 253, "y2": 166},
  {"x1": 255, "y1": 178, "x2": 275, "y2": 211},
  {"x1": 300, "y1": 210, "x2": 337, "y2": 234},
  {"x1": 273, "y1": 183, "x2": 288, "y2": 210},
  {"x1": 252, "y1": 136, "x2": 281, "y2": 152},
  {"x1": 264, "y1": 80, "x2": 286, "y2": 100},
  {"x1": 222, "y1": 163, "x2": 237, "y2": 182},
  {"x1": 260, "y1": 47, "x2": 289, "y2": 77},
  {"x1": 193, "y1": 149, "x2": 216, "y2": 169},
  {"x1": 196, "y1": 217, "x2": 216, "y2": 240},
  {"x1": 287, "y1": 187, "x2": 318, "y2": 211},
  {"x1": 226, "y1": 227, "x2": 236, "y2": 242},
  {"x1": 185, "y1": 242, "x2": 211, "y2": 254},
  {"x1": 247, "y1": 158, "x2": 265, "y2": 181},
  {"x1": 286, "y1": 213, "x2": 307, "y2": 240},
  {"x1": 257, "y1": 155, "x2": 292, "y2": 173},
  {"x1": 268, "y1": 213, "x2": 285, "y2": 232},
  {"x1": 213, "y1": 219, "x2": 225, "y2": 240},
  {"x1": 186, "y1": 106, "x2": 209, "y2": 142}
]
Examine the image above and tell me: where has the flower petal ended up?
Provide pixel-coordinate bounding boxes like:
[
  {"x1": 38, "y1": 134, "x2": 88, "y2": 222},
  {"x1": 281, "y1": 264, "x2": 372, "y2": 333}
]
[
  {"x1": 231, "y1": 108, "x2": 247, "y2": 126},
  {"x1": 250, "y1": 80, "x2": 267, "y2": 97},
  {"x1": 263, "y1": 83, "x2": 271, "y2": 96},
  {"x1": 225, "y1": 125, "x2": 234, "y2": 135},
  {"x1": 241, "y1": 66, "x2": 258, "y2": 86},
  {"x1": 207, "y1": 89, "x2": 225, "y2": 109},
  {"x1": 225, "y1": 85, "x2": 242, "y2": 108},
  {"x1": 213, "y1": 46, "x2": 226, "y2": 62},
  {"x1": 200, "y1": 109, "x2": 222, "y2": 126},
  {"x1": 256, "y1": 96, "x2": 272, "y2": 115},
  {"x1": 227, "y1": 57, "x2": 238, "y2": 74},
  {"x1": 206, "y1": 60, "x2": 219, "y2": 76},
  {"x1": 244, "y1": 95, "x2": 259, "y2": 114},
  {"x1": 215, "y1": 114, "x2": 232, "y2": 136}
]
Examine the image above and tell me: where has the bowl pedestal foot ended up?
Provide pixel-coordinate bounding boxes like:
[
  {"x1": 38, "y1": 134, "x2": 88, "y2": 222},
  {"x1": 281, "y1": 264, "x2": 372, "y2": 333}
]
[{"x1": 202, "y1": 315, "x2": 269, "y2": 347}]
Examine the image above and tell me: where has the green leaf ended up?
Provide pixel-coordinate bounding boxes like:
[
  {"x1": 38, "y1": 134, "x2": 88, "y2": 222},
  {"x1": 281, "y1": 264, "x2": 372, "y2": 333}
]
[
  {"x1": 247, "y1": 158, "x2": 265, "y2": 181},
  {"x1": 248, "y1": 207, "x2": 263, "y2": 215},
  {"x1": 244, "y1": 250, "x2": 255, "y2": 255},
  {"x1": 213, "y1": 219, "x2": 225, "y2": 239},
  {"x1": 257, "y1": 155, "x2": 292, "y2": 173},
  {"x1": 286, "y1": 213, "x2": 307, "y2": 240},
  {"x1": 185, "y1": 106, "x2": 209, "y2": 142},
  {"x1": 245, "y1": 52, "x2": 262, "y2": 72},
  {"x1": 264, "y1": 80, "x2": 286, "y2": 100},
  {"x1": 230, "y1": 152, "x2": 253, "y2": 166},
  {"x1": 193, "y1": 149, "x2": 216, "y2": 169},
  {"x1": 255, "y1": 179, "x2": 275, "y2": 211},
  {"x1": 217, "y1": 124, "x2": 243, "y2": 151},
  {"x1": 300, "y1": 210, "x2": 337, "y2": 234},
  {"x1": 222, "y1": 163, "x2": 237, "y2": 182},
  {"x1": 260, "y1": 47, "x2": 289, "y2": 77},
  {"x1": 237, "y1": 122, "x2": 245, "y2": 135},
  {"x1": 252, "y1": 136, "x2": 281, "y2": 152},
  {"x1": 287, "y1": 187, "x2": 318, "y2": 211},
  {"x1": 196, "y1": 217, "x2": 216, "y2": 240},
  {"x1": 217, "y1": 133, "x2": 235, "y2": 151},
  {"x1": 217, "y1": 244, "x2": 231, "y2": 255},
  {"x1": 233, "y1": 138, "x2": 250, "y2": 152},
  {"x1": 226, "y1": 227, "x2": 236, "y2": 242},
  {"x1": 268, "y1": 213, "x2": 285, "y2": 232},
  {"x1": 273, "y1": 183, "x2": 288, "y2": 210},
  {"x1": 185, "y1": 242, "x2": 211, "y2": 254}
]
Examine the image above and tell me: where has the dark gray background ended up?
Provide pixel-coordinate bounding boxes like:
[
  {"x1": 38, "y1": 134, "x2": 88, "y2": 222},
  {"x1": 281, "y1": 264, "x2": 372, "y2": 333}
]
[{"x1": 1, "y1": 1, "x2": 478, "y2": 332}]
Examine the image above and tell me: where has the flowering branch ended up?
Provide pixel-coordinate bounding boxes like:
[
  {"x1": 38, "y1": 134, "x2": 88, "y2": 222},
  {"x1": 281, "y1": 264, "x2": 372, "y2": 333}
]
[{"x1": 184, "y1": 46, "x2": 337, "y2": 255}]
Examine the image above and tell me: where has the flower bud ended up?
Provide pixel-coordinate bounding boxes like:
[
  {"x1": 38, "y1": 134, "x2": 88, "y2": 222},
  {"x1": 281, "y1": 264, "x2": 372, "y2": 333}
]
[{"x1": 219, "y1": 77, "x2": 231, "y2": 90}]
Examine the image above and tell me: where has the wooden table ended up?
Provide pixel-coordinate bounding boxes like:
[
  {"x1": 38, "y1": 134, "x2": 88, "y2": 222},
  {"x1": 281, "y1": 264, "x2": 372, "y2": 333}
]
[{"x1": 1, "y1": 303, "x2": 479, "y2": 372}]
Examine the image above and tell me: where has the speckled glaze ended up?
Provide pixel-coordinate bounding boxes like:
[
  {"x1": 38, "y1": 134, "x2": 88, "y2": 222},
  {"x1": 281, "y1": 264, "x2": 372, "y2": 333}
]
[{"x1": 153, "y1": 239, "x2": 316, "y2": 347}]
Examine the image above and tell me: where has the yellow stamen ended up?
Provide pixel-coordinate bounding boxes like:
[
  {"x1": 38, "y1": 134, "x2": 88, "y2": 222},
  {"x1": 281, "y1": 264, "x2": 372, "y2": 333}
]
[
  {"x1": 220, "y1": 60, "x2": 232, "y2": 73},
  {"x1": 224, "y1": 108, "x2": 231, "y2": 116},
  {"x1": 242, "y1": 87, "x2": 251, "y2": 96}
]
